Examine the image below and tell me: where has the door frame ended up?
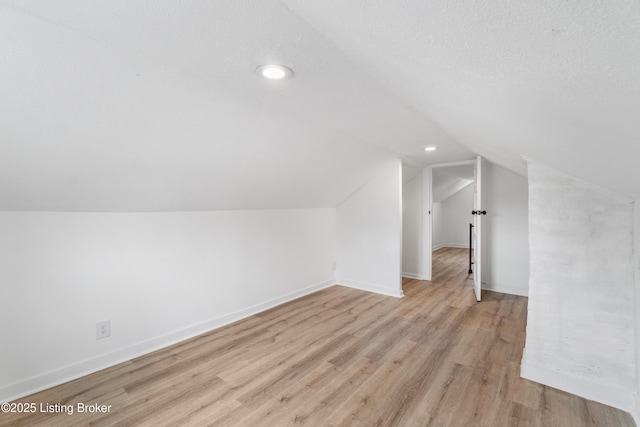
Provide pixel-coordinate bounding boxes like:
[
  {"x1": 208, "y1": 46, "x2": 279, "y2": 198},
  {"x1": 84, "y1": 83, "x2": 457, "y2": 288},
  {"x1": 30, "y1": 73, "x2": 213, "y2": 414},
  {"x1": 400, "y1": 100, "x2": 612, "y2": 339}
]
[
  {"x1": 472, "y1": 155, "x2": 483, "y2": 301},
  {"x1": 422, "y1": 159, "x2": 477, "y2": 282}
]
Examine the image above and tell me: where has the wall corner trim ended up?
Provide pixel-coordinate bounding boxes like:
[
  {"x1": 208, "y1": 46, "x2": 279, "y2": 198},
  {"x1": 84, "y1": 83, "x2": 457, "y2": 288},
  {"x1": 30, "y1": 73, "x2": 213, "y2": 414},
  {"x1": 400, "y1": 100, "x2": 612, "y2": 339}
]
[{"x1": 521, "y1": 353, "x2": 636, "y2": 416}]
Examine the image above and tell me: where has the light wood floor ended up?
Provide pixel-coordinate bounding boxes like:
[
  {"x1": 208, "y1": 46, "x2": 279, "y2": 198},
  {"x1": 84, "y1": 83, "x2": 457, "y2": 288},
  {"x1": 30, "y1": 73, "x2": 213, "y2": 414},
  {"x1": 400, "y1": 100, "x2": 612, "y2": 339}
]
[{"x1": 2, "y1": 248, "x2": 635, "y2": 426}]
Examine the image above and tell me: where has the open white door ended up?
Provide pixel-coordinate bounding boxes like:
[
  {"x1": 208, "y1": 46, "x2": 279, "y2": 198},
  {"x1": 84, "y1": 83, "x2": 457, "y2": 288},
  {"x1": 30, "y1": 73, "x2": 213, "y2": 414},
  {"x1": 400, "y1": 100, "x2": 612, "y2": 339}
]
[
  {"x1": 421, "y1": 167, "x2": 432, "y2": 281},
  {"x1": 472, "y1": 156, "x2": 484, "y2": 301}
]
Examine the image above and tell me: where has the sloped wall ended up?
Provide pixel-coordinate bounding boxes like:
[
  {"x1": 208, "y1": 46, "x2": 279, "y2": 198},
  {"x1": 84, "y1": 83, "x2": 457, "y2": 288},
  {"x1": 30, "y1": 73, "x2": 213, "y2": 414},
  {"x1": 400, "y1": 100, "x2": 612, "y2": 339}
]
[
  {"x1": 337, "y1": 159, "x2": 402, "y2": 296},
  {"x1": 522, "y1": 161, "x2": 636, "y2": 412}
]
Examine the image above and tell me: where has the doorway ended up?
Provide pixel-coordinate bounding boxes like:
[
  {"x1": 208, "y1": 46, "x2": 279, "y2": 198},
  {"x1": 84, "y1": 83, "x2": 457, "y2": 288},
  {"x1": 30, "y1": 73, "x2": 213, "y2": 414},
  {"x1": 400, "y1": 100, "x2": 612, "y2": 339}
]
[
  {"x1": 401, "y1": 157, "x2": 483, "y2": 300},
  {"x1": 430, "y1": 163, "x2": 475, "y2": 280}
]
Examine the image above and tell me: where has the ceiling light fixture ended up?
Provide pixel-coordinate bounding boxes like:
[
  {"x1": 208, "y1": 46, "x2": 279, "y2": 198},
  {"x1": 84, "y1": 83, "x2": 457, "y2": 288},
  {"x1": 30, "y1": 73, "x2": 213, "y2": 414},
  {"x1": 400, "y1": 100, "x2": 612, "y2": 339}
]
[
  {"x1": 424, "y1": 146, "x2": 439, "y2": 152},
  {"x1": 256, "y1": 64, "x2": 293, "y2": 80}
]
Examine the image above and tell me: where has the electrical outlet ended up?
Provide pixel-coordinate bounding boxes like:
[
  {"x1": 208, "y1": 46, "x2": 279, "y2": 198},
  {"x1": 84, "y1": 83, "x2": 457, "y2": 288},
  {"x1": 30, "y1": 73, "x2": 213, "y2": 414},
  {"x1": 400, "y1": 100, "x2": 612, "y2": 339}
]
[{"x1": 96, "y1": 320, "x2": 111, "y2": 340}]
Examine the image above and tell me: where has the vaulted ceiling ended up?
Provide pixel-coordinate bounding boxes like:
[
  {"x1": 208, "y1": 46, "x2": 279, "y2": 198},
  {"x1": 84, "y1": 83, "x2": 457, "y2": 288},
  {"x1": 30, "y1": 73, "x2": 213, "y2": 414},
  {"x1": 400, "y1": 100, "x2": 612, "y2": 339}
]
[{"x1": 1, "y1": 1, "x2": 638, "y2": 211}]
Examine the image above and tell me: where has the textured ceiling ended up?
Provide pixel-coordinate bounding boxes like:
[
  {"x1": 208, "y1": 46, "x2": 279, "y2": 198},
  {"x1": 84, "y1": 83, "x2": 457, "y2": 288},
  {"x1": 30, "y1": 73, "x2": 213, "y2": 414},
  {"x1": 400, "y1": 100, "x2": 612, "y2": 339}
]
[
  {"x1": 1, "y1": 0, "x2": 638, "y2": 210},
  {"x1": 282, "y1": 0, "x2": 640, "y2": 198}
]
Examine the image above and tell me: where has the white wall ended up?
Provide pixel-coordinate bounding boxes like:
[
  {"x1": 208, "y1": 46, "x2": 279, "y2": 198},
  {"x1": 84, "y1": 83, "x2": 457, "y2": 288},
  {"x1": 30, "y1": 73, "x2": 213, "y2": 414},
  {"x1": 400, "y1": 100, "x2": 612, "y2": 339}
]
[
  {"x1": 402, "y1": 171, "x2": 422, "y2": 279},
  {"x1": 634, "y1": 201, "x2": 640, "y2": 426},
  {"x1": 337, "y1": 159, "x2": 403, "y2": 297},
  {"x1": 0, "y1": 208, "x2": 336, "y2": 402},
  {"x1": 439, "y1": 184, "x2": 474, "y2": 248},
  {"x1": 522, "y1": 161, "x2": 636, "y2": 413},
  {"x1": 432, "y1": 202, "x2": 444, "y2": 250},
  {"x1": 481, "y1": 162, "x2": 530, "y2": 296},
  {"x1": 427, "y1": 161, "x2": 529, "y2": 296}
]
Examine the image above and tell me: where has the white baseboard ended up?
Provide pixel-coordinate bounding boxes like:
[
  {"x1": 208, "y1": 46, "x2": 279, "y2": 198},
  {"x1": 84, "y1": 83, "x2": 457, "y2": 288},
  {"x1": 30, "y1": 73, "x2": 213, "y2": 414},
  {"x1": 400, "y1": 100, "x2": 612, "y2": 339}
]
[
  {"x1": 483, "y1": 283, "x2": 529, "y2": 297},
  {"x1": 433, "y1": 243, "x2": 469, "y2": 250},
  {"x1": 402, "y1": 272, "x2": 422, "y2": 280},
  {"x1": 443, "y1": 243, "x2": 468, "y2": 249},
  {"x1": 0, "y1": 279, "x2": 335, "y2": 404},
  {"x1": 520, "y1": 353, "x2": 636, "y2": 416},
  {"x1": 337, "y1": 278, "x2": 404, "y2": 298}
]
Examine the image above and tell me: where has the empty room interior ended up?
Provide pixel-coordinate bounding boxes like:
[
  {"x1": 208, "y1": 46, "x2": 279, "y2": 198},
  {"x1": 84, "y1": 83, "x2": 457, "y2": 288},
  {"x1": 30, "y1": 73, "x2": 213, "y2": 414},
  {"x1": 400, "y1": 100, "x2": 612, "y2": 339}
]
[{"x1": 1, "y1": 1, "x2": 639, "y2": 426}]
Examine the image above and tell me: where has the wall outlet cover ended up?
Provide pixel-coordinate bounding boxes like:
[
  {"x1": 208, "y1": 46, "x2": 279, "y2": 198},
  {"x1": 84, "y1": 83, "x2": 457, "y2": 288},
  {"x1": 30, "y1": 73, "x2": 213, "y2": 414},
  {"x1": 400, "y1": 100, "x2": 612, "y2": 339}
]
[{"x1": 96, "y1": 319, "x2": 111, "y2": 340}]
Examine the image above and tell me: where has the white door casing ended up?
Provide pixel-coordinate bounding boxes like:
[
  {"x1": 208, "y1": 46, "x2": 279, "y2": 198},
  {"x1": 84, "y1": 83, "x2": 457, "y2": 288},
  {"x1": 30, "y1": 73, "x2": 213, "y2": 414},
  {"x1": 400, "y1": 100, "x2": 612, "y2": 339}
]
[
  {"x1": 472, "y1": 155, "x2": 483, "y2": 301},
  {"x1": 422, "y1": 159, "x2": 480, "y2": 292},
  {"x1": 421, "y1": 167, "x2": 432, "y2": 281}
]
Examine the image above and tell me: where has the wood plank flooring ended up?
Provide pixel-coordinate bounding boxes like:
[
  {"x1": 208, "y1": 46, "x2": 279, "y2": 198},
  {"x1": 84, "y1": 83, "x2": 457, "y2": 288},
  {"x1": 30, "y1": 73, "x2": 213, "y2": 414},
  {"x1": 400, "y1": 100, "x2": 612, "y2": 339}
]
[{"x1": 1, "y1": 247, "x2": 635, "y2": 426}]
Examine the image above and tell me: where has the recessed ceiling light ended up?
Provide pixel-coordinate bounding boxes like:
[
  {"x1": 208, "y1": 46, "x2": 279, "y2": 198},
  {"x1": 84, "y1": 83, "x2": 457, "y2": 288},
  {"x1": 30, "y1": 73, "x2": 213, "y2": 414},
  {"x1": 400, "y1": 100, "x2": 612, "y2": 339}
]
[
  {"x1": 424, "y1": 146, "x2": 439, "y2": 152},
  {"x1": 256, "y1": 64, "x2": 293, "y2": 80}
]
